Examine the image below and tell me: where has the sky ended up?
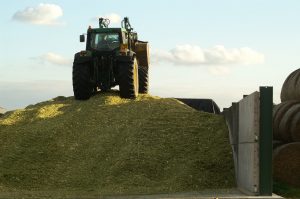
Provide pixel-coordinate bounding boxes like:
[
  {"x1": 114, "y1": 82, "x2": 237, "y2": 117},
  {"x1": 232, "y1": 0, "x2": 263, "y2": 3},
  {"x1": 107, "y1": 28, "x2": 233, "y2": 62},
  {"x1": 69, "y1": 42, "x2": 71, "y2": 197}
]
[{"x1": 1, "y1": 0, "x2": 300, "y2": 110}]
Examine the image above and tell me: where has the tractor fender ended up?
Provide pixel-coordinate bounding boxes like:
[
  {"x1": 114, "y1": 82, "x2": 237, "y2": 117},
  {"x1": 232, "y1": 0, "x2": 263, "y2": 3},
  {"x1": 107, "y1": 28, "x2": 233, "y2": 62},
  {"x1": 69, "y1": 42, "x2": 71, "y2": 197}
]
[
  {"x1": 74, "y1": 51, "x2": 92, "y2": 64},
  {"x1": 116, "y1": 51, "x2": 136, "y2": 63}
]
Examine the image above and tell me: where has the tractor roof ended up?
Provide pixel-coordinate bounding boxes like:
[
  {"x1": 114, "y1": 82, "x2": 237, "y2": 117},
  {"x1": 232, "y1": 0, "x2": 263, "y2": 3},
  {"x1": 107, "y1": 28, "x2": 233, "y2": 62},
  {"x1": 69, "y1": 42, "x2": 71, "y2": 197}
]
[{"x1": 89, "y1": 28, "x2": 127, "y2": 33}]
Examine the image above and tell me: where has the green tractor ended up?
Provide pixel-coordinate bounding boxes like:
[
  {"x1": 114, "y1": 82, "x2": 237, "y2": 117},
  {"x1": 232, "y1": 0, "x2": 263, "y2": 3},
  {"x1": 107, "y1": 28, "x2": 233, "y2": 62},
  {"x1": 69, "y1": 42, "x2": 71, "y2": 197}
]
[{"x1": 72, "y1": 17, "x2": 149, "y2": 99}]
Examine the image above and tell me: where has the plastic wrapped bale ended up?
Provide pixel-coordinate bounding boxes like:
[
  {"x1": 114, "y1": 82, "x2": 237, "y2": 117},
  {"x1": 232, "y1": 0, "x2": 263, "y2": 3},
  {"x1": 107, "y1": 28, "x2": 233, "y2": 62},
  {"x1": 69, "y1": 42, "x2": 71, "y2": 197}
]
[
  {"x1": 273, "y1": 101, "x2": 300, "y2": 142},
  {"x1": 281, "y1": 68, "x2": 300, "y2": 102},
  {"x1": 273, "y1": 142, "x2": 300, "y2": 188}
]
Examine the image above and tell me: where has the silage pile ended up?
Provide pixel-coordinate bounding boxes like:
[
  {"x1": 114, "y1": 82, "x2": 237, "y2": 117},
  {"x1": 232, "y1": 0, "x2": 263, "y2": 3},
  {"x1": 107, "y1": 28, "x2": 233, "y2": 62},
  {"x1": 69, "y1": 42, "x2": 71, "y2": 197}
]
[{"x1": 0, "y1": 92, "x2": 235, "y2": 196}]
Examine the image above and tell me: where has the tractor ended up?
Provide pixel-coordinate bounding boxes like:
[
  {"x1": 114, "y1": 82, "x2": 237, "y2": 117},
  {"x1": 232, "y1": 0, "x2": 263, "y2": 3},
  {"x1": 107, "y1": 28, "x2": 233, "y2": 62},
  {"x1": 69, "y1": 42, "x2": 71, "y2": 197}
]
[{"x1": 72, "y1": 17, "x2": 149, "y2": 99}]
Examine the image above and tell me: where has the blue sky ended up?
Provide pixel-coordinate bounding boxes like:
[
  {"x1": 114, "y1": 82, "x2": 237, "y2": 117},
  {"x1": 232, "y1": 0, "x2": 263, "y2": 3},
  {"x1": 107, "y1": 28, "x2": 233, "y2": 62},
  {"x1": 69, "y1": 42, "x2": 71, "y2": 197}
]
[{"x1": 1, "y1": 0, "x2": 300, "y2": 110}]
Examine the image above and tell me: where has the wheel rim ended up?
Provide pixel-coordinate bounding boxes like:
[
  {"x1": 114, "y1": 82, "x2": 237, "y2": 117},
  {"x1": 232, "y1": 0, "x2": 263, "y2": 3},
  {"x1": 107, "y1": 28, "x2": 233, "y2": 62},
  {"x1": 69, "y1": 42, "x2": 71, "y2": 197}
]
[{"x1": 133, "y1": 59, "x2": 139, "y2": 95}]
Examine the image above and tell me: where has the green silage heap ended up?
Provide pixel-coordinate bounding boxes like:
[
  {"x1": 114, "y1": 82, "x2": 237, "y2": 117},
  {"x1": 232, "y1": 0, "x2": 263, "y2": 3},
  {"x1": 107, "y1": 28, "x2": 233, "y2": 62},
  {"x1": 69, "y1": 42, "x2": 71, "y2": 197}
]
[{"x1": 0, "y1": 92, "x2": 235, "y2": 196}]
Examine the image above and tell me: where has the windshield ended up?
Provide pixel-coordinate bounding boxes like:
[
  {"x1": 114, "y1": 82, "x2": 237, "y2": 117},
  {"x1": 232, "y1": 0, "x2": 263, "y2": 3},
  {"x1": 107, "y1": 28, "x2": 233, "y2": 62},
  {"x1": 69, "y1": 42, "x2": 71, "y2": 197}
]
[{"x1": 90, "y1": 33, "x2": 120, "y2": 51}]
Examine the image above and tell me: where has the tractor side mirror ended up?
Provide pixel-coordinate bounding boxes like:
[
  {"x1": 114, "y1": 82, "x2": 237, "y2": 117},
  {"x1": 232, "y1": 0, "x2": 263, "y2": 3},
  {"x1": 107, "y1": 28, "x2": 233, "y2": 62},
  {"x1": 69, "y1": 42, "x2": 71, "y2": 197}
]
[
  {"x1": 80, "y1": 35, "x2": 85, "y2": 42},
  {"x1": 133, "y1": 33, "x2": 138, "y2": 41}
]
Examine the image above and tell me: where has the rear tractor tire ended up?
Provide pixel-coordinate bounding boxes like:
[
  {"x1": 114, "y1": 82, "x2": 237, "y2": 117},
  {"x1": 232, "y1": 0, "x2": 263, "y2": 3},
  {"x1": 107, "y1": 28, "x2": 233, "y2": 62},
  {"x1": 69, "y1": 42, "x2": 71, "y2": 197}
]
[
  {"x1": 119, "y1": 57, "x2": 139, "y2": 98},
  {"x1": 138, "y1": 65, "x2": 149, "y2": 94},
  {"x1": 72, "y1": 62, "x2": 93, "y2": 100}
]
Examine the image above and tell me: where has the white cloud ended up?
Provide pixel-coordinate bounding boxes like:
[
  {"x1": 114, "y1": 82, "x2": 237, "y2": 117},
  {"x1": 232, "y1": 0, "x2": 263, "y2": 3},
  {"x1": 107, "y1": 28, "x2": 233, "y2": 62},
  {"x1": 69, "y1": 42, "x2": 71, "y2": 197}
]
[
  {"x1": 37, "y1": 52, "x2": 72, "y2": 66},
  {"x1": 170, "y1": 45, "x2": 206, "y2": 65},
  {"x1": 12, "y1": 3, "x2": 63, "y2": 25},
  {"x1": 94, "y1": 13, "x2": 121, "y2": 24},
  {"x1": 150, "y1": 49, "x2": 174, "y2": 64},
  {"x1": 151, "y1": 44, "x2": 265, "y2": 66}
]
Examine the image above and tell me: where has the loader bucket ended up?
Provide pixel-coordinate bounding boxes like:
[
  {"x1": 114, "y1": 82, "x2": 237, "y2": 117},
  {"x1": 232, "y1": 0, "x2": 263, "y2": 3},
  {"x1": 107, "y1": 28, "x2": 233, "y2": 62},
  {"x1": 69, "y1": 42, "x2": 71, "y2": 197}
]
[{"x1": 135, "y1": 42, "x2": 149, "y2": 67}]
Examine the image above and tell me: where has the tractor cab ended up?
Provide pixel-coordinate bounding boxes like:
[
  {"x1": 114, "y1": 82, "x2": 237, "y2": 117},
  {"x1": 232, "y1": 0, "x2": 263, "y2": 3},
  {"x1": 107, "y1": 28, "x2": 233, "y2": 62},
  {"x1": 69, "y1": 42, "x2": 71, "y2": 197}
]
[
  {"x1": 80, "y1": 18, "x2": 138, "y2": 53},
  {"x1": 87, "y1": 29, "x2": 122, "y2": 52}
]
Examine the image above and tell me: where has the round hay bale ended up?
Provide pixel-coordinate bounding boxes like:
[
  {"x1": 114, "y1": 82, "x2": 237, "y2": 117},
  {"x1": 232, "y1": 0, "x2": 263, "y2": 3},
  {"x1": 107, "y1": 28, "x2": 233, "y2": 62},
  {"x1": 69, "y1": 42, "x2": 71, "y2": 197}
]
[
  {"x1": 281, "y1": 68, "x2": 300, "y2": 102},
  {"x1": 273, "y1": 140, "x2": 284, "y2": 150},
  {"x1": 273, "y1": 142, "x2": 300, "y2": 188},
  {"x1": 273, "y1": 101, "x2": 300, "y2": 142},
  {"x1": 291, "y1": 112, "x2": 300, "y2": 141}
]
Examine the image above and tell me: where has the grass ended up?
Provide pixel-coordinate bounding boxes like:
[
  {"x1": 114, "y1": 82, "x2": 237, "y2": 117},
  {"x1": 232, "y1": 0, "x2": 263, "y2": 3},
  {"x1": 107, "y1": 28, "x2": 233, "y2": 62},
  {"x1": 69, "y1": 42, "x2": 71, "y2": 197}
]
[
  {"x1": 0, "y1": 91, "x2": 235, "y2": 197},
  {"x1": 273, "y1": 180, "x2": 300, "y2": 199}
]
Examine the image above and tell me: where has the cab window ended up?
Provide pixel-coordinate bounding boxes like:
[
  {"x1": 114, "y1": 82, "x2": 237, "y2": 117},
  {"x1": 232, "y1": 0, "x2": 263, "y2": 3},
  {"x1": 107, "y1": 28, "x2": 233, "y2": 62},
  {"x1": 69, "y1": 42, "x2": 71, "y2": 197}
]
[{"x1": 90, "y1": 33, "x2": 120, "y2": 50}]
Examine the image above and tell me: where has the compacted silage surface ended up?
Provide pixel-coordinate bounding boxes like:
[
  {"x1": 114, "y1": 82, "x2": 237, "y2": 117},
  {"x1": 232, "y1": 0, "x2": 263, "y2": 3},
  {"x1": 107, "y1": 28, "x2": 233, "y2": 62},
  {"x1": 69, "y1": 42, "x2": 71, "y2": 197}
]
[{"x1": 0, "y1": 91, "x2": 235, "y2": 197}]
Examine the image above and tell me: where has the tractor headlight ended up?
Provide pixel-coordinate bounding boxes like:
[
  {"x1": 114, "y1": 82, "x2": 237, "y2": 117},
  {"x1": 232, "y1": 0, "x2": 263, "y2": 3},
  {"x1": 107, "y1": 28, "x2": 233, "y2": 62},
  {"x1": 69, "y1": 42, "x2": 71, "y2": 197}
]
[
  {"x1": 120, "y1": 44, "x2": 128, "y2": 55},
  {"x1": 80, "y1": 51, "x2": 88, "y2": 56}
]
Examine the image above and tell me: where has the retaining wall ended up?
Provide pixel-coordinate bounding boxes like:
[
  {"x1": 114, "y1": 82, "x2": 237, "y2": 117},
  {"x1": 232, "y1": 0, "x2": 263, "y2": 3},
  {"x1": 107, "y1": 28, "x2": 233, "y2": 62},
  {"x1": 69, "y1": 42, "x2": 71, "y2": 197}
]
[{"x1": 223, "y1": 87, "x2": 273, "y2": 196}]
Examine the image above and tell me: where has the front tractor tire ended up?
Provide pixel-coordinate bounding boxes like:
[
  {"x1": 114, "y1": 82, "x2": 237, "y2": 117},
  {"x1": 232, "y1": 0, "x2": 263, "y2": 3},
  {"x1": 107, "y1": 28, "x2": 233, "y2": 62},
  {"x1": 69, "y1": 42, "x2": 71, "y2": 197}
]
[
  {"x1": 119, "y1": 57, "x2": 139, "y2": 98},
  {"x1": 72, "y1": 62, "x2": 93, "y2": 100}
]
